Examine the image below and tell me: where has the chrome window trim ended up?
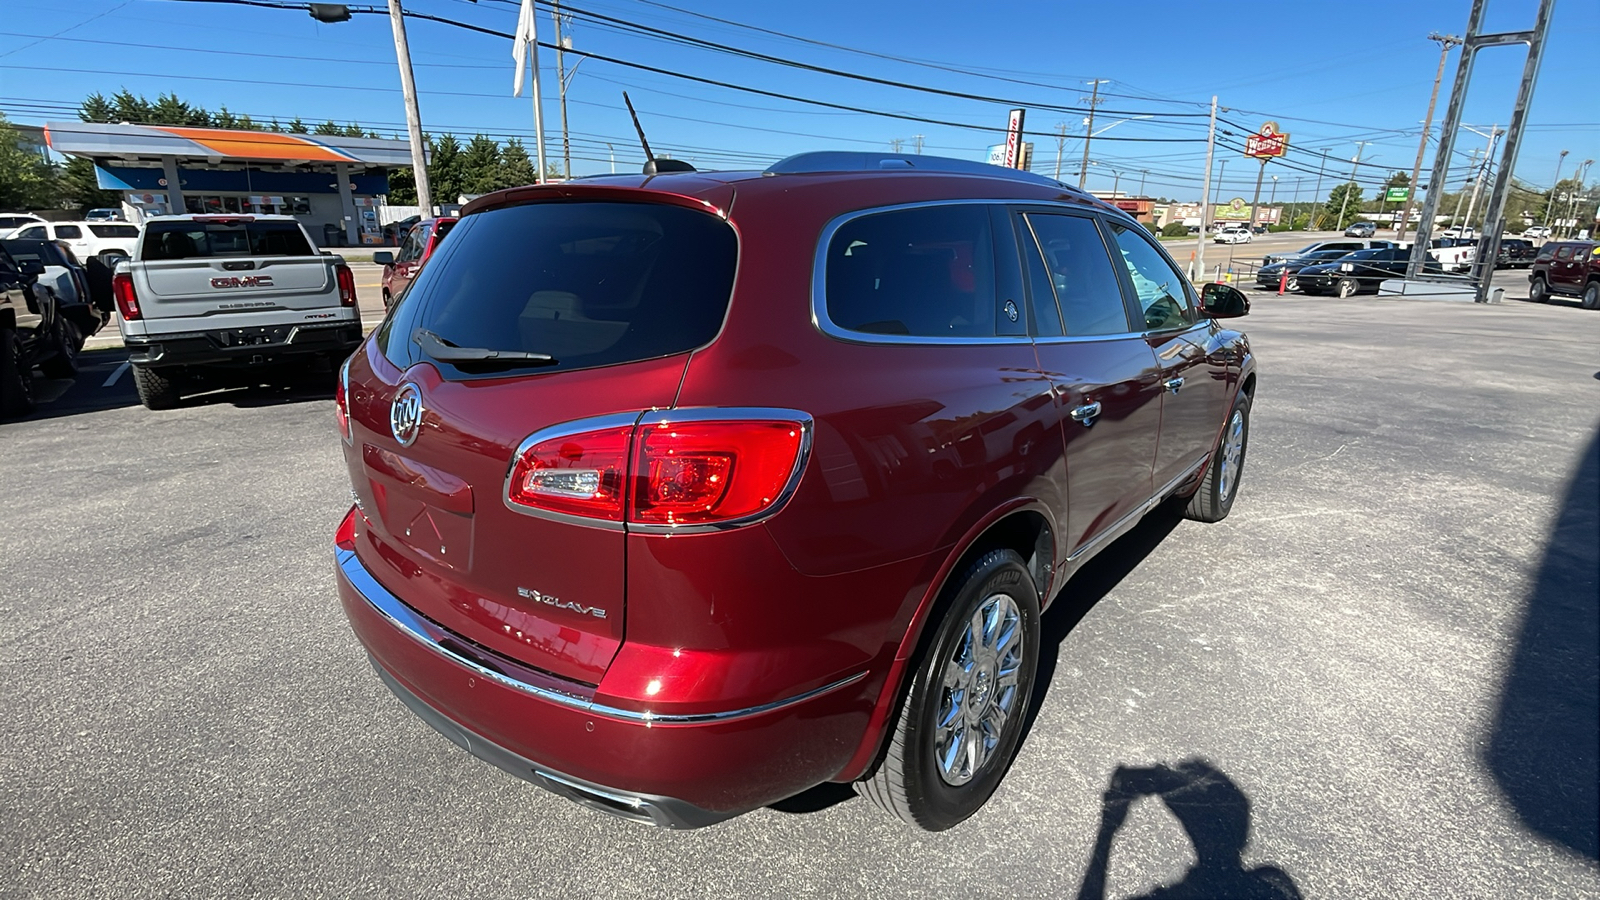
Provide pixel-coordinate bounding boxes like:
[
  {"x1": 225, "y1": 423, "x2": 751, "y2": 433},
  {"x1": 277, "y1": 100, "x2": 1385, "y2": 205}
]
[
  {"x1": 339, "y1": 547, "x2": 866, "y2": 724},
  {"x1": 627, "y1": 406, "x2": 815, "y2": 535},
  {"x1": 502, "y1": 410, "x2": 645, "y2": 532}
]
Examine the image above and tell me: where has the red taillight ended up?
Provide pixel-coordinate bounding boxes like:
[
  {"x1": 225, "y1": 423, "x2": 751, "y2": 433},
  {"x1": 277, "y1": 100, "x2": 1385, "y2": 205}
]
[
  {"x1": 504, "y1": 412, "x2": 810, "y2": 528},
  {"x1": 335, "y1": 505, "x2": 358, "y2": 551},
  {"x1": 112, "y1": 271, "x2": 140, "y2": 320},
  {"x1": 631, "y1": 419, "x2": 805, "y2": 526},
  {"x1": 336, "y1": 263, "x2": 356, "y2": 307},
  {"x1": 507, "y1": 425, "x2": 634, "y2": 522},
  {"x1": 335, "y1": 357, "x2": 352, "y2": 443}
]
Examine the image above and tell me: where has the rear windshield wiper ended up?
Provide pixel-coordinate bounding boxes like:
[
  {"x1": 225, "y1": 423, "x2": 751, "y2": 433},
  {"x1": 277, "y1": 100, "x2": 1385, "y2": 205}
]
[{"x1": 413, "y1": 329, "x2": 558, "y2": 369}]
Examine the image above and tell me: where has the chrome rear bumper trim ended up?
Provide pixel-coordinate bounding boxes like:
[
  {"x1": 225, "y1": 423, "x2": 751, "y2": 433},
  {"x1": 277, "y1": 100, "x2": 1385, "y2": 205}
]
[{"x1": 337, "y1": 547, "x2": 866, "y2": 724}]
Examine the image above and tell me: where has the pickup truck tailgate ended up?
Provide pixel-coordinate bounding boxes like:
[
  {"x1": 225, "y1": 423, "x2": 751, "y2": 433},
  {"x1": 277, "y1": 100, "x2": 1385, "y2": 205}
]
[{"x1": 137, "y1": 257, "x2": 338, "y2": 318}]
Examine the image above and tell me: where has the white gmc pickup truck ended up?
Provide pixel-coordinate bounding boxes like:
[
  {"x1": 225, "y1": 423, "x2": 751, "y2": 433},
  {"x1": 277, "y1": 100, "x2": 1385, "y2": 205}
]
[{"x1": 115, "y1": 215, "x2": 362, "y2": 409}]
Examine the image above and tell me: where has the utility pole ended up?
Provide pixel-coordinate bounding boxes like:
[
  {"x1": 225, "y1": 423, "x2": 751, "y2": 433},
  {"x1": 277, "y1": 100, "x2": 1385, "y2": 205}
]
[
  {"x1": 1562, "y1": 159, "x2": 1593, "y2": 238},
  {"x1": 913, "y1": 134, "x2": 924, "y2": 154},
  {"x1": 1541, "y1": 149, "x2": 1569, "y2": 230},
  {"x1": 1077, "y1": 79, "x2": 1107, "y2": 188},
  {"x1": 1398, "y1": 32, "x2": 1462, "y2": 240},
  {"x1": 890, "y1": 138, "x2": 903, "y2": 153},
  {"x1": 1053, "y1": 123, "x2": 1067, "y2": 180},
  {"x1": 1139, "y1": 169, "x2": 1149, "y2": 196},
  {"x1": 387, "y1": 0, "x2": 432, "y2": 214},
  {"x1": 1268, "y1": 174, "x2": 1278, "y2": 225},
  {"x1": 551, "y1": 1, "x2": 571, "y2": 180},
  {"x1": 1451, "y1": 148, "x2": 1478, "y2": 227},
  {"x1": 1462, "y1": 124, "x2": 1501, "y2": 233},
  {"x1": 1335, "y1": 142, "x2": 1371, "y2": 231},
  {"x1": 1194, "y1": 95, "x2": 1218, "y2": 282},
  {"x1": 1309, "y1": 149, "x2": 1330, "y2": 229}
]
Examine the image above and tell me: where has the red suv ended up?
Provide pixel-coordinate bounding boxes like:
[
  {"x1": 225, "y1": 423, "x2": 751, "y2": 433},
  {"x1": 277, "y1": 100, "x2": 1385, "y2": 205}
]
[
  {"x1": 333, "y1": 153, "x2": 1256, "y2": 830},
  {"x1": 374, "y1": 216, "x2": 457, "y2": 308},
  {"x1": 1528, "y1": 241, "x2": 1600, "y2": 309}
]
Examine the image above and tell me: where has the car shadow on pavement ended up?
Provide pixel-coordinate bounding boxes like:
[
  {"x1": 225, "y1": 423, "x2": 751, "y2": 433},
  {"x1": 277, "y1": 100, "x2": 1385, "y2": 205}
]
[
  {"x1": 5, "y1": 350, "x2": 140, "y2": 423},
  {"x1": 1485, "y1": 425, "x2": 1599, "y2": 861},
  {"x1": 1072, "y1": 758, "x2": 1303, "y2": 900}
]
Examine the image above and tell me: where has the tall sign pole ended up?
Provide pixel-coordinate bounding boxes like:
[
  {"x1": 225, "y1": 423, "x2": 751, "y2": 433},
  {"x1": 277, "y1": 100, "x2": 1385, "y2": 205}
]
[
  {"x1": 387, "y1": 0, "x2": 431, "y2": 214},
  {"x1": 1244, "y1": 121, "x2": 1289, "y2": 232},
  {"x1": 1194, "y1": 96, "x2": 1218, "y2": 281},
  {"x1": 1398, "y1": 33, "x2": 1462, "y2": 240},
  {"x1": 1077, "y1": 79, "x2": 1106, "y2": 188}
]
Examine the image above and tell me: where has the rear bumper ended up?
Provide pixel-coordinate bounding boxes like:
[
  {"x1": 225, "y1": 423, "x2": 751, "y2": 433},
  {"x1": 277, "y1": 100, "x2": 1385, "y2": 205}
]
[
  {"x1": 125, "y1": 321, "x2": 362, "y2": 368},
  {"x1": 335, "y1": 546, "x2": 871, "y2": 827}
]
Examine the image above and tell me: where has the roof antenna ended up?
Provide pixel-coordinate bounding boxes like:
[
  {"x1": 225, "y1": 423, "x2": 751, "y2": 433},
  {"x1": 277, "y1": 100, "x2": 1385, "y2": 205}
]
[{"x1": 623, "y1": 91, "x2": 695, "y2": 175}]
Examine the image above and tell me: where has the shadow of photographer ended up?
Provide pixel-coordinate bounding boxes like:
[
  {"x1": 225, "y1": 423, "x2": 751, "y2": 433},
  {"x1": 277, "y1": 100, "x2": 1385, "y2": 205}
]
[{"x1": 1075, "y1": 758, "x2": 1302, "y2": 900}]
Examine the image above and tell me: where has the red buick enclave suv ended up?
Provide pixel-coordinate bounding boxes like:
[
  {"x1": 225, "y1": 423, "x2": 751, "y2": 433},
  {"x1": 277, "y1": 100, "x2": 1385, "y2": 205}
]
[{"x1": 333, "y1": 152, "x2": 1256, "y2": 831}]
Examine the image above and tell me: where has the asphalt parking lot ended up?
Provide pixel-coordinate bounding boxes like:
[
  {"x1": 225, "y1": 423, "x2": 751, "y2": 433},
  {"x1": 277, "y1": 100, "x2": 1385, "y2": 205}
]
[{"x1": 2, "y1": 282, "x2": 1596, "y2": 898}]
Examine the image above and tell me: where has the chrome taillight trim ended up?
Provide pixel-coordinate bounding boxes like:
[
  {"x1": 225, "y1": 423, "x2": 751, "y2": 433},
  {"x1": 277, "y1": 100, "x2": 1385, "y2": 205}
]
[{"x1": 501, "y1": 411, "x2": 645, "y2": 532}]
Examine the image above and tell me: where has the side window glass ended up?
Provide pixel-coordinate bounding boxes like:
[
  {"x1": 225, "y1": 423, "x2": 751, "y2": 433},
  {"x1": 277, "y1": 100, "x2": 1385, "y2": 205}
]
[
  {"x1": 1023, "y1": 213, "x2": 1132, "y2": 336},
  {"x1": 401, "y1": 231, "x2": 421, "y2": 262},
  {"x1": 55, "y1": 225, "x2": 83, "y2": 239},
  {"x1": 1016, "y1": 216, "x2": 1062, "y2": 337},
  {"x1": 825, "y1": 204, "x2": 996, "y2": 338},
  {"x1": 1554, "y1": 246, "x2": 1572, "y2": 260},
  {"x1": 19, "y1": 226, "x2": 46, "y2": 239},
  {"x1": 1106, "y1": 221, "x2": 1192, "y2": 331}
]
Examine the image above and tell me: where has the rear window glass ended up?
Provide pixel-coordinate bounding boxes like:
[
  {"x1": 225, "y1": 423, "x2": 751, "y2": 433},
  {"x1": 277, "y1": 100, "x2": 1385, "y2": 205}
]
[
  {"x1": 141, "y1": 221, "x2": 313, "y2": 260},
  {"x1": 88, "y1": 224, "x2": 139, "y2": 238},
  {"x1": 55, "y1": 225, "x2": 82, "y2": 239},
  {"x1": 392, "y1": 202, "x2": 737, "y2": 378},
  {"x1": 825, "y1": 204, "x2": 996, "y2": 338}
]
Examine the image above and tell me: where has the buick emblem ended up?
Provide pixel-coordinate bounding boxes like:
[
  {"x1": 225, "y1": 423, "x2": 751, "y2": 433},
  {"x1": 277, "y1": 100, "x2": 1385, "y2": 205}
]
[{"x1": 390, "y1": 382, "x2": 424, "y2": 446}]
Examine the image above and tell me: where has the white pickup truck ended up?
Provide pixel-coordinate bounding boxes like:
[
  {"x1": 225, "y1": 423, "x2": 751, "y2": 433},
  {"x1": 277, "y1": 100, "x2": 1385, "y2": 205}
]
[{"x1": 115, "y1": 214, "x2": 362, "y2": 409}]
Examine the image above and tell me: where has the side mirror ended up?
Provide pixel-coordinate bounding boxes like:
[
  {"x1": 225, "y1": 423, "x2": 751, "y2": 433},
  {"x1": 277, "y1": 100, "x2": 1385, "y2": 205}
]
[
  {"x1": 18, "y1": 258, "x2": 45, "y2": 277},
  {"x1": 372, "y1": 251, "x2": 394, "y2": 266},
  {"x1": 1200, "y1": 282, "x2": 1249, "y2": 318}
]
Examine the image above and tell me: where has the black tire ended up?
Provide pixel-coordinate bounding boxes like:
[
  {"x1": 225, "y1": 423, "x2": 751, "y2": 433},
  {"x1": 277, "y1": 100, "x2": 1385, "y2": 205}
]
[
  {"x1": 0, "y1": 327, "x2": 35, "y2": 418},
  {"x1": 132, "y1": 365, "x2": 183, "y2": 410},
  {"x1": 1186, "y1": 392, "x2": 1252, "y2": 523},
  {"x1": 856, "y1": 548, "x2": 1041, "y2": 831},
  {"x1": 1582, "y1": 282, "x2": 1600, "y2": 311},
  {"x1": 39, "y1": 320, "x2": 80, "y2": 380},
  {"x1": 1529, "y1": 277, "x2": 1550, "y2": 303},
  {"x1": 1336, "y1": 277, "x2": 1360, "y2": 299}
]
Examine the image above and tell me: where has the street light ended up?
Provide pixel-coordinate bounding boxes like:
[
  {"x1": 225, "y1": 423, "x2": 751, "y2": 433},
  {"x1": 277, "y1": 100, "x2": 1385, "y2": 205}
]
[
  {"x1": 1268, "y1": 174, "x2": 1278, "y2": 226},
  {"x1": 1542, "y1": 149, "x2": 1569, "y2": 231},
  {"x1": 1090, "y1": 160, "x2": 1124, "y2": 197}
]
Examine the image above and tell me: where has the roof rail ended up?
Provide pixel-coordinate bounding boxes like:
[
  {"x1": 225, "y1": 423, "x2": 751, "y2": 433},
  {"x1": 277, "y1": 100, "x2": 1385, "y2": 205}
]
[{"x1": 764, "y1": 151, "x2": 1077, "y2": 191}]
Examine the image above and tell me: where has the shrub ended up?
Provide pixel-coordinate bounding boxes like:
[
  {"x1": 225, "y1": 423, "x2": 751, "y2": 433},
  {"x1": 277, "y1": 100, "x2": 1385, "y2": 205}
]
[
  {"x1": 1143, "y1": 221, "x2": 1161, "y2": 235},
  {"x1": 1162, "y1": 222, "x2": 1189, "y2": 237}
]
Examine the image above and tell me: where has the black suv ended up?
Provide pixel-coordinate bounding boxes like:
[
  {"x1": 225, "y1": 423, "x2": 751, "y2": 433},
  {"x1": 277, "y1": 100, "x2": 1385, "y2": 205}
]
[{"x1": 0, "y1": 245, "x2": 76, "y2": 417}]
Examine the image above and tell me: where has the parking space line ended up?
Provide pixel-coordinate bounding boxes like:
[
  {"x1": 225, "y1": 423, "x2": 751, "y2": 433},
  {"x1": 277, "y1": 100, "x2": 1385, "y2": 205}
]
[{"x1": 103, "y1": 361, "x2": 130, "y2": 388}]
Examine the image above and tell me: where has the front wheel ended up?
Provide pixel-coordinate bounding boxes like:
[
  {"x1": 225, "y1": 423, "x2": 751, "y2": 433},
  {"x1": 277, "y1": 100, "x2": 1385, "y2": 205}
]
[
  {"x1": 1186, "y1": 392, "x2": 1251, "y2": 523},
  {"x1": 856, "y1": 548, "x2": 1041, "y2": 831},
  {"x1": 0, "y1": 327, "x2": 35, "y2": 418},
  {"x1": 1529, "y1": 277, "x2": 1550, "y2": 303},
  {"x1": 1336, "y1": 277, "x2": 1360, "y2": 299},
  {"x1": 1582, "y1": 282, "x2": 1600, "y2": 310},
  {"x1": 1286, "y1": 276, "x2": 1299, "y2": 292}
]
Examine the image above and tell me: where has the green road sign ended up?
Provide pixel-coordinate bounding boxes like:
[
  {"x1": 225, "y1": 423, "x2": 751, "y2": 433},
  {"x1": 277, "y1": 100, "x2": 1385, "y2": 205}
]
[{"x1": 1386, "y1": 187, "x2": 1410, "y2": 202}]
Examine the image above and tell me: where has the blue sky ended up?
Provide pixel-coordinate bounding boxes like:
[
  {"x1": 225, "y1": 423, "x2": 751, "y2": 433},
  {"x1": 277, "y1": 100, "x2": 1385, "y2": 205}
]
[{"x1": 2, "y1": 0, "x2": 1595, "y2": 203}]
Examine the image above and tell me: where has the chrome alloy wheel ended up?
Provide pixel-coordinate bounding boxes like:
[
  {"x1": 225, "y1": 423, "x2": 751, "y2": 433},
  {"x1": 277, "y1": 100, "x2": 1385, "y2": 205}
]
[
  {"x1": 935, "y1": 592, "x2": 1025, "y2": 787},
  {"x1": 1219, "y1": 408, "x2": 1245, "y2": 501}
]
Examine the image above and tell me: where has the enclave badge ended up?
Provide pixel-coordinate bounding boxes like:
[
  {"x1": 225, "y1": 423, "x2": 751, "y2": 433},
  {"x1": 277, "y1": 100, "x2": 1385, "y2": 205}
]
[{"x1": 390, "y1": 382, "x2": 424, "y2": 446}]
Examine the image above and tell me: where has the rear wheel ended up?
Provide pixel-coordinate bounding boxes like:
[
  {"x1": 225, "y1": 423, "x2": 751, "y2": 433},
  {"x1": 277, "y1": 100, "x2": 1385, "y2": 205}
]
[
  {"x1": 1582, "y1": 281, "x2": 1600, "y2": 310},
  {"x1": 1529, "y1": 277, "x2": 1550, "y2": 303},
  {"x1": 1186, "y1": 392, "x2": 1251, "y2": 523},
  {"x1": 856, "y1": 549, "x2": 1041, "y2": 831},
  {"x1": 132, "y1": 365, "x2": 183, "y2": 410},
  {"x1": 1286, "y1": 276, "x2": 1299, "y2": 291},
  {"x1": 1336, "y1": 277, "x2": 1360, "y2": 298},
  {"x1": 40, "y1": 320, "x2": 80, "y2": 379},
  {"x1": 0, "y1": 327, "x2": 35, "y2": 418}
]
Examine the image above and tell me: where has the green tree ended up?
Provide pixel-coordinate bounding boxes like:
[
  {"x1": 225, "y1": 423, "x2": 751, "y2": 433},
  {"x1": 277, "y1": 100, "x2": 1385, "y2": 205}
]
[
  {"x1": 428, "y1": 134, "x2": 465, "y2": 203},
  {"x1": 1325, "y1": 183, "x2": 1364, "y2": 229},
  {"x1": 459, "y1": 134, "x2": 502, "y2": 195},
  {"x1": 60, "y1": 157, "x2": 121, "y2": 211},
  {"x1": 79, "y1": 92, "x2": 117, "y2": 124},
  {"x1": 287, "y1": 118, "x2": 309, "y2": 134},
  {"x1": 110, "y1": 90, "x2": 152, "y2": 124},
  {"x1": 0, "y1": 114, "x2": 58, "y2": 210},
  {"x1": 313, "y1": 120, "x2": 343, "y2": 136},
  {"x1": 213, "y1": 106, "x2": 239, "y2": 129},
  {"x1": 387, "y1": 166, "x2": 416, "y2": 205},
  {"x1": 149, "y1": 92, "x2": 209, "y2": 126},
  {"x1": 497, "y1": 138, "x2": 536, "y2": 189}
]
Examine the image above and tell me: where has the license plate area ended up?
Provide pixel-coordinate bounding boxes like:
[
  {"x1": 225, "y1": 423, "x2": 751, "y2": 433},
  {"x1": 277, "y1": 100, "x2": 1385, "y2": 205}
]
[{"x1": 212, "y1": 325, "x2": 292, "y2": 348}]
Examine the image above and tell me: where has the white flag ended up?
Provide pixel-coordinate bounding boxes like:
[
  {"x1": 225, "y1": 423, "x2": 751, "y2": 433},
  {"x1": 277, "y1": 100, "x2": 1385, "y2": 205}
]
[{"x1": 511, "y1": 0, "x2": 538, "y2": 97}]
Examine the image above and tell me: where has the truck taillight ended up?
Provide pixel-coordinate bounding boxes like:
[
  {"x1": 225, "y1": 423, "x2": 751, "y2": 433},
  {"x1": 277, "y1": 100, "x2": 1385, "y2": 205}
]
[
  {"x1": 112, "y1": 271, "x2": 140, "y2": 320},
  {"x1": 336, "y1": 263, "x2": 356, "y2": 307},
  {"x1": 505, "y1": 411, "x2": 811, "y2": 529},
  {"x1": 335, "y1": 356, "x2": 352, "y2": 444}
]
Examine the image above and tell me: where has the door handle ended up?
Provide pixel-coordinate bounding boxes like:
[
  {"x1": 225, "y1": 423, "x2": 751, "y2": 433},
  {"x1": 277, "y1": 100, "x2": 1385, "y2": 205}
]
[
  {"x1": 1163, "y1": 377, "x2": 1185, "y2": 394},
  {"x1": 1069, "y1": 402, "x2": 1102, "y2": 425}
]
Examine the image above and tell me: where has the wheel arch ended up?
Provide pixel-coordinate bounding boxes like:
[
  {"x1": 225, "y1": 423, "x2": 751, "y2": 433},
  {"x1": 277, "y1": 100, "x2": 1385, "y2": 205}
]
[{"x1": 834, "y1": 501, "x2": 1055, "y2": 782}]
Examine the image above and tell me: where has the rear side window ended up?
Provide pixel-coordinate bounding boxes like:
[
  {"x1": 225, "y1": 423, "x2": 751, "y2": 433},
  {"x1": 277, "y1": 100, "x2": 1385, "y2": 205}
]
[
  {"x1": 88, "y1": 224, "x2": 139, "y2": 238},
  {"x1": 825, "y1": 204, "x2": 997, "y2": 338},
  {"x1": 1022, "y1": 213, "x2": 1130, "y2": 336},
  {"x1": 55, "y1": 225, "x2": 83, "y2": 240},
  {"x1": 141, "y1": 221, "x2": 313, "y2": 259},
  {"x1": 396, "y1": 201, "x2": 737, "y2": 377}
]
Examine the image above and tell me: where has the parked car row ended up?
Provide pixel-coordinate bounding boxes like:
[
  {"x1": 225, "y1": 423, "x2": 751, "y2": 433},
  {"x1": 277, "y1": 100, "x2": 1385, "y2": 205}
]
[{"x1": 1254, "y1": 243, "x2": 1446, "y2": 297}]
